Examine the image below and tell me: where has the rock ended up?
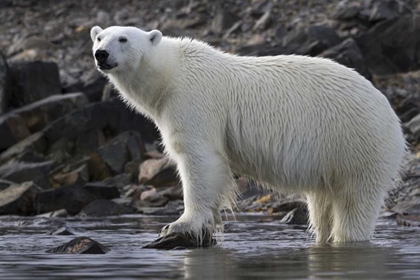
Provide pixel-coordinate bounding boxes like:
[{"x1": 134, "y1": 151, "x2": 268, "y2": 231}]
[
  {"x1": 280, "y1": 205, "x2": 309, "y2": 225},
  {"x1": 396, "y1": 214, "x2": 420, "y2": 227},
  {"x1": 356, "y1": 16, "x2": 420, "y2": 75},
  {"x1": 159, "y1": 184, "x2": 183, "y2": 200},
  {"x1": 138, "y1": 200, "x2": 183, "y2": 215},
  {"x1": 0, "y1": 182, "x2": 41, "y2": 215},
  {"x1": 48, "y1": 226, "x2": 77, "y2": 235},
  {"x1": 211, "y1": 8, "x2": 240, "y2": 34},
  {"x1": 46, "y1": 237, "x2": 110, "y2": 254},
  {"x1": 0, "y1": 52, "x2": 10, "y2": 114},
  {"x1": 0, "y1": 114, "x2": 31, "y2": 151},
  {"x1": 0, "y1": 160, "x2": 54, "y2": 189},
  {"x1": 332, "y1": 0, "x2": 360, "y2": 20},
  {"x1": 103, "y1": 173, "x2": 133, "y2": 191},
  {"x1": 0, "y1": 131, "x2": 47, "y2": 165},
  {"x1": 79, "y1": 200, "x2": 133, "y2": 217},
  {"x1": 8, "y1": 61, "x2": 61, "y2": 108},
  {"x1": 95, "y1": 131, "x2": 145, "y2": 174},
  {"x1": 37, "y1": 208, "x2": 68, "y2": 218},
  {"x1": 63, "y1": 70, "x2": 107, "y2": 103},
  {"x1": 144, "y1": 232, "x2": 216, "y2": 250},
  {"x1": 138, "y1": 158, "x2": 178, "y2": 188},
  {"x1": 35, "y1": 185, "x2": 93, "y2": 215},
  {"x1": 283, "y1": 25, "x2": 341, "y2": 56},
  {"x1": 236, "y1": 43, "x2": 290, "y2": 57},
  {"x1": 84, "y1": 182, "x2": 120, "y2": 200},
  {"x1": 405, "y1": 114, "x2": 420, "y2": 141},
  {"x1": 369, "y1": 0, "x2": 411, "y2": 22},
  {"x1": 51, "y1": 164, "x2": 89, "y2": 187},
  {"x1": 0, "y1": 179, "x2": 14, "y2": 191},
  {"x1": 42, "y1": 98, "x2": 159, "y2": 147},
  {"x1": 319, "y1": 38, "x2": 371, "y2": 80},
  {"x1": 0, "y1": 93, "x2": 87, "y2": 140}
]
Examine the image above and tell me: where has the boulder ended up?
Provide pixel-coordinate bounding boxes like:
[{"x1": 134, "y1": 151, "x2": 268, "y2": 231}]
[
  {"x1": 356, "y1": 16, "x2": 420, "y2": 75},
  {"x1": 0, "y1": 52, "x2": 10, "y2": 114},
  {"x1": 46, "y1": 237, "x2": 110, "y2": 254},
  {"x1": 283, "y1": 25, "x2": 341, "y2": 56},
  {"x1": 8, "y1": 61, "x2": 61, "y2": 108},
  {"x1": 319, "y1": 38, "x2": 371, "y2": 80},
  {"x1": 0, "y1": 131, "x2": 47, "y2": 165},
  {"x1": 369, "y1": 0, "x2": 411, "y2": 22},
  {"x1": 138, "y1": 158, "x2": 178, "y2": 188},
  {"x1": 84, "y1": 182, "x2": 120, "y2": 200},
  {"x1": 79, "y1": 199, "x2": 133, "y2": 217},
  {"x1": 0, "y1": 160, "x2": 54, "y2": 189},
  {"x1": 63, "y1": 69, "x2": 107, "y2": 103},
  {"x1": 144, "y1": 232, "x2": 216, "y2": 249},
  {"x1": 0, "y1": 182, "x2": 41, "y2": 215}
]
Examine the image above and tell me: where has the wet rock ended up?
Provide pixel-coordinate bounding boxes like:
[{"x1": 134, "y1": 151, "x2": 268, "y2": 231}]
[
  {"x1": 79, "y1": 199, "x2": 133, "y2": 217},
  {"x1": 35, "y1": 183, "x2": 113, "y2": 215},
  {"x1": 283, "y1": 25, "x2": 341, "y2": 56},
  {"x1": 144, "y1": 232, "x2": 216, "y2": 250},
  {"x1": 0, "y1": 52, "x2": 10, "y2": 114},
  {"x1": 319, "y1": 38, "x2": 371, "y2": 80},
  {"x1": 138, "y1": 158, "x2": 178, "y2": 188},
  {"x1": 84, "y1": 182, "x2": 120, "y2": 200},
  {"x1": 356, "y1": 16, "x2": 420, "y2": 75},
  {"x1": 48, "y1": 226, "x2": 77, "y2": 235},
  {"x1": 0, "y1": 182, "x2": 41, "y2": 215},
  {"x1": 0, "y1": 160, "x2": 54, "y2": 189},
  {"x1": 396, "y1": 215, "x2": 420, "y2": 227},
  {"x1": 47, "y1": 237, "x2": 110, "y2": 254},
  {"x1": 8, "y1": 61, "x2": 61, "y2": 108},
  {"x1": 369, "y1": 0, "x2": 411, "y2": 22}
]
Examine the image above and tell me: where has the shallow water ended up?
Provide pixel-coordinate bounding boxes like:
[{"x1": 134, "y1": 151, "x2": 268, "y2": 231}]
[{"x1": 0, "y1": 214, "x2": 419, "y2": 279}]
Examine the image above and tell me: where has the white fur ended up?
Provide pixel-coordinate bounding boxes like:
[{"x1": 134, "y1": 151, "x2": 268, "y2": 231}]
[{"x1": 91, "y1": 26, "x2": 407, "y2": 244}]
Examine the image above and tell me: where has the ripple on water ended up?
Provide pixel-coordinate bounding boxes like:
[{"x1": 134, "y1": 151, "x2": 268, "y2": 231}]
[{"x1": 0, "y1": 215, "x2": 419, "y2": 279}]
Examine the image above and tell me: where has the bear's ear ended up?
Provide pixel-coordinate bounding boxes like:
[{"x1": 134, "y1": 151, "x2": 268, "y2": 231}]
[
  {"x1": 149, "y1": 30, "x2": 162, "y2": 46},
  {"x1": 90, "y1": 26, "x2": 103, "y2": 42}
]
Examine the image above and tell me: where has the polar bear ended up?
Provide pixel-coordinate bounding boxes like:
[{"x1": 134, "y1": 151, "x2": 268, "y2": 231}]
[{"x1": 90, "y1": 26, "x2": 406, "y2": 244}]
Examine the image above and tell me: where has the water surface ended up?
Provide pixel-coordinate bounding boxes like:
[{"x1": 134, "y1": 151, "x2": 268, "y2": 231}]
[{"x1": 0, "y1": 214, "x2": 419, "y2": 279}]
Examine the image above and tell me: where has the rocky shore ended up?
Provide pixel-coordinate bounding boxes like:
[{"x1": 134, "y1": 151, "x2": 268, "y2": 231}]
[{"x1": 1, "y1": 0, "x2": 420, "y2": 242}]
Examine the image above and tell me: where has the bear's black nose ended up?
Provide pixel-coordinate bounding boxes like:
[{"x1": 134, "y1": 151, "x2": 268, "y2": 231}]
[{"x1": 95, "y1": 50, "x2": 109, "y2": 63}]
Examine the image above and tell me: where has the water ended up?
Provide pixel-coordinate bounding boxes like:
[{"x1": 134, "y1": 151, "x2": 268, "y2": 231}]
[{"x1": 0, "y1": 214, "x2": 419, "y2": 279}]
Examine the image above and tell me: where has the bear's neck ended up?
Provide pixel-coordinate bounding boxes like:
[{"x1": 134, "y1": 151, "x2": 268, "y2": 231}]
[{"x1": 108, "y1": 40, "x2": 177, "y2": 121}]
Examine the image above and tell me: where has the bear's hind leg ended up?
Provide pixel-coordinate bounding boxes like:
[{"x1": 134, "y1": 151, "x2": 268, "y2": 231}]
[
  {"x1": 330, "y1": 180, "x2": 386, "y2": 243},
  {"x1": 306, "y1": 191, "x2": 333, "y2": 243},
  {"x1": 159, "y1": 145, "x2": 233, "y2": 245}
]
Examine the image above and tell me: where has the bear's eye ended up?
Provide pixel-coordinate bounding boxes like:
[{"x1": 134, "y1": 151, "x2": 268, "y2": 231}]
[
  {"x1": 97, "y1": 37, "x2": 101, "y2": 42},
  {"x1": 119, "y1": 37, "x2": 127, "y2": 43}
]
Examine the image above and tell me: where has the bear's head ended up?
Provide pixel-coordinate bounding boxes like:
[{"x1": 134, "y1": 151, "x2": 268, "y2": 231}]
[{"x1": 90, "y1": 26, "x2": 162, "y2": 74}]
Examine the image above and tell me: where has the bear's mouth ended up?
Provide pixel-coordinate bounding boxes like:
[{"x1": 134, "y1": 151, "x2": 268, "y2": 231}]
[{"x1": 98, "y1": 63, "x2": 118, "y2": 70}]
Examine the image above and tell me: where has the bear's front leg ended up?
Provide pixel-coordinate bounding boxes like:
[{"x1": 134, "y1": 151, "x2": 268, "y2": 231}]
[{"x1": 158, "y1": 145, "x2": 232, "y2": 247}]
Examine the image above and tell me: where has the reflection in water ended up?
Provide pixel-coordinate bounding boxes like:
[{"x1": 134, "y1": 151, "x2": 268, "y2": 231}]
[{"x1": 0, "y1": 215, "x2": 419, "y2": 279}]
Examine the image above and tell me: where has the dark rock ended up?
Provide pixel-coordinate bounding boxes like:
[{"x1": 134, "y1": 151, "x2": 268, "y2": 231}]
[
  {"x1": 35, "y1": 184, "x2": 97, "y2": 215},
  {"x1": 8, "y1": 61, "x2": 61, "y2": 108},
  {"x1": 0, "y1": 160, "x2": 54, "y2": 189},
  {"x1": 46, "y1": 237, "x2": 110, "y2": 254},
  {"x1": 51, "y1": 164, "x2": 89, "y2": 187},
  {"x1": 138, "y1": 158, "x2": 178, "y2": 188},
  {"x1": 84, "y1": 182, "x2": 120, "y2": 200},
  {"x1": 211, "y1": 8, "x2": 240, "y2": 34},
  {"x1": 332, "y1": 0, "x2": 360, "y2": 20},
  {"x1": 79, "y1": 199, "x2": 133, "y2": 217},
  {"x1": 355, "y1": 16, "x2": 420, "y2": 75},
  {"x1": 0, "y1": 178, "x2": 14, "y2": 191},
  {"x1": 144, "y1": 232, "x2": 216, "y2": 250},
  {"x1": 0, "y1": 182, "x2": 41, "y2": 215},
  {"x1": 159, "y1": 184, "x2": 183, "y2": 200},
  {"x1": 138, "y1": 200, "x2": 183, "y2": 215},
  {"x1": 63, "y1": 70, "x2": 107, "y2": 103},
  {"x1": 0, "y1": 114, "x2": 31, "y2": 151},
  {"x1": 405, "y1": 114, "x2": 420, "y2": 141},
  {"x1": 319, "y1": 38, "x2": 371, "y2": 80},
  {"x1": 43, "y1": 98, "x2": 159, "y2": 146},
  {"x1": 0, "y1": 52, "x2": 10, "y2": 114},
  {"x1": 396, "y1": 214, "x2": 420, "y2": 227},
  {"x1": 369, "y1": 0, "x2": 411, "y2": 22},
  {"x1": 279, "y1": 201, "x2": 309, "y2": 225},
  {"x1": 400, "y1": 108, "x2": 420, "y2": 123},
  {"x1": 0, "y1": 131, "x2": 47, "y2": 165},
  {"x1": 283, "y1": 25, "x2": 341, "y2": 56},
  {"x1": 236, "y1": 43, "x2": 290, "y2": 57},
  {"x1": 48, "y1": 226, "x2": 77, "y2": 235},
  {"x1": 0, "y1": 93, "x2": 87, "y2": 145},
  {"x1": 103, "y1": 173, "x2": 133, "y2": 191},
  {"x1": 37, "y1": 208, "x2": 68, "y2": 218}
]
